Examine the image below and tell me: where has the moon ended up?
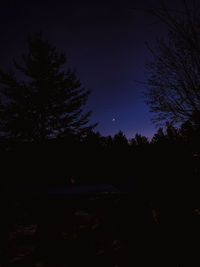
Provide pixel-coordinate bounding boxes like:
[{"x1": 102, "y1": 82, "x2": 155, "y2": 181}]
[{"x1": 112, "y1": 118, "x2": 116, "y2": 122}]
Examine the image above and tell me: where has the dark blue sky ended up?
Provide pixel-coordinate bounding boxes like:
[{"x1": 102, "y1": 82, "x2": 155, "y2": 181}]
[{"x1": 0, "y1": 0, "x2": 182, "y2": 139}]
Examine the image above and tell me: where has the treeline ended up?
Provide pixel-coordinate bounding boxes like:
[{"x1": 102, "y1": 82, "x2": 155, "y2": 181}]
[
  {"x1": 0, "y1": 31, "x2": 199, "y2": 207},
  {"x1": 1, "y1": 121, "x2": 200, "y2": 204}
]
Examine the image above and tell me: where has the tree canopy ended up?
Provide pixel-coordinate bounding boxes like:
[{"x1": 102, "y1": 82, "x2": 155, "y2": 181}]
[
  {"x1": 0, "y1": 32, "x2": 96, "y2": 143},
  {"x1": 145, "y1": 1, "x2": 200, "y2": 127}
]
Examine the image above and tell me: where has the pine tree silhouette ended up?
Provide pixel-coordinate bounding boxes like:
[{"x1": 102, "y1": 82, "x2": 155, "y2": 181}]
[{"x1": 0, "y1": 32, "x2": 97, "y2": 144}]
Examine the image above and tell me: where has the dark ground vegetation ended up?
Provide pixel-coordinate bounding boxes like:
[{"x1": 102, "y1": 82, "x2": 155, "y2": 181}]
[
  {"x1": 1, "y1": 123, "x2": 200, "y2": 267},
  {"x1": 1, "y1": 192, "x2": 200, "y2": 267}
]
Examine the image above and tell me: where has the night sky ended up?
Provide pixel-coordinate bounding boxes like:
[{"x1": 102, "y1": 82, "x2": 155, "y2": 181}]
[{"x1": 0, "y1": 0, "x2": 182, "y2": 139}]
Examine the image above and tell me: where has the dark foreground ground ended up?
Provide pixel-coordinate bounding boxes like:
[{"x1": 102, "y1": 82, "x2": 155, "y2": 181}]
[{"x1": 1, "y1": 192, "x2": 200, "y2": 267}]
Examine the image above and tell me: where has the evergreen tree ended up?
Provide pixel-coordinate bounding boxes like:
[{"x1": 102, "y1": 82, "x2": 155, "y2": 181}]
[
  {"x1": 134, "y1": 133, "x2": 149, "y2": 146},
  {"x1": 113, "y1": 130, "x2": 128, "y2": 147},
  {"x1": 0, "y1": 33, "x2": 96, "y2": 143},
  {"x1": 151, "y1": 128, "x2": 166, "y2": 144}
]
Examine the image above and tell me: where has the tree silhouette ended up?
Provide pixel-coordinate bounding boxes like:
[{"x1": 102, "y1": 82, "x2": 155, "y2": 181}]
[
  {"x1": 134, "y1": 133, "x2": 149, "y2": 146},
  {"x1": 151, "y1": 127, "x2": 166, "y2": 144},
  {"x1": 0, "y1": 32, "x2": 96, "y2": 143},
  {"x1": 145, "y1": 1, "x2": 200, "y2": 127},
  {"x1": 113, "y1": 130, "x2": 128, "y2": 147}
]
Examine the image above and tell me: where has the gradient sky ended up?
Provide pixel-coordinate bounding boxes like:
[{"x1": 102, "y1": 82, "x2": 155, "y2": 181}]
[{"x1": 0, "y1": 0, "x2": 184, "y2": 139}]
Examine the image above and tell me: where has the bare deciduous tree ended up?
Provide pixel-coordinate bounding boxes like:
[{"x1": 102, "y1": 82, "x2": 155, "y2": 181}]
[{"x1": 144, "y1": 1, "x2": 200, "y2": 127}]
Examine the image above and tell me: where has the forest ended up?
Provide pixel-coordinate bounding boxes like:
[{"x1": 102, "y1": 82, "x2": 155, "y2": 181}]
[{"x1": 1, "y1": 2, "x2": 200, "y2": 265}]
